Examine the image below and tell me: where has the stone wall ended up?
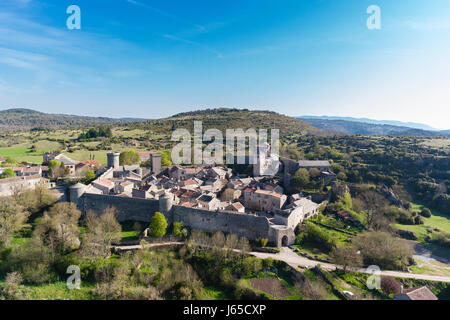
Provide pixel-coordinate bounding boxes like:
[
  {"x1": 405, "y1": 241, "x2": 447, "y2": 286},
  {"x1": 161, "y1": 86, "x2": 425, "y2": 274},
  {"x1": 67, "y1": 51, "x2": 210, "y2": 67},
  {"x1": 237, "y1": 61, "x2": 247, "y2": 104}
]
[
  {"x1": 172, "y1": 206, "x2": 271, "y2": 241},
  {"x1": 79, "y1": 193, "x2": 160, "y2": 222},
  {"x1": 78, "y1": 193, "x2": 296, "y2": 245}
]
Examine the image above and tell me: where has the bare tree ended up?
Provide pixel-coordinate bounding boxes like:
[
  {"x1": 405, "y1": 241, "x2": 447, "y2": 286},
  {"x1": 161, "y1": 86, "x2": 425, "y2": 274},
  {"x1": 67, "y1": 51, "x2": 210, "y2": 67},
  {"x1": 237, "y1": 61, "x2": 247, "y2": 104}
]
[
  {"x1": 0, "y1": 197, "x2": 29, "y2": 247},
  {"x1": 80, "y1": 207, "x2": 121, "y2": 259},
  {"x1": 329, "y1": 245, "x2": 363, "y2": 272},
  {"x1": 33, "y1": 202, "x2": 81, "y2": 258}
]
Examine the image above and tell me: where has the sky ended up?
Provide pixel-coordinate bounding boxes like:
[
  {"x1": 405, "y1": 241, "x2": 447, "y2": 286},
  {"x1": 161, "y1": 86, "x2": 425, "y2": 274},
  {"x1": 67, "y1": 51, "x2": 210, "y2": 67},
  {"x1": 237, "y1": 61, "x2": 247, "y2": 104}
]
[{"x1": 0, "y1": 0, "x2": 449, "y2": 129}]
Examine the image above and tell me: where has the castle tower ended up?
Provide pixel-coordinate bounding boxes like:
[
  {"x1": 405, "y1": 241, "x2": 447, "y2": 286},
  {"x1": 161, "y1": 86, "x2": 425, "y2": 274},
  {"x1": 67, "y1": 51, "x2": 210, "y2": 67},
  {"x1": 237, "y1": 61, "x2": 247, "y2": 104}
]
[
  {"x1": 70, "y1": 183, "x2": 86, "y2": 208},
  {"x1": 159, "y1": 191, "x2": 173, "y2": 214},
  {"x1": 107, "y1": 152, "x2": 120, "y2": 169}
]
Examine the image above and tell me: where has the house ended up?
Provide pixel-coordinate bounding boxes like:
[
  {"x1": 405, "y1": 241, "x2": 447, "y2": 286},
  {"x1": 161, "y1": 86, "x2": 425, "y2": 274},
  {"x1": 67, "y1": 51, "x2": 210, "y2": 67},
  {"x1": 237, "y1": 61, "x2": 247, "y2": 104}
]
[
  {"x1": 276, "y1": 197, "x2": 320, "y2": 228},
  {"x1": 394, "y1": 286, "x2": 438, "y2": 300},
  {"x1": 289, "y1": 192, "x2": 304, "y2": 203},
  {"x1": 273, "y1": 206, "x2": 304, "y2": 229},
  {"x1": 243, "y1": 188, "x2": 287, "y2": 212},
  {"x1": 169, "y1": 166, "x2": 202, "y2": 181},
  {"x1": 225, "y1": 202, "x2": 245, "y2": 214},
  {"x1": 263, "y1": 182, "x2": 284, "y2": 194},
  {"x1": 43, "y1": 153, "x2": 78, "y2": 176},
  {"x1": 287, "y1": 197, "x2": 320, "y2": 219},
  {"x1": 116, "y1": 181, "x2": 134, "y2": 195},
  {"x1": 196, "y1": 194, "x2": 221, "y2": 211},
  {"x1": 0, "y1": 175, "x2": 46, "y2": 196},
  {"x1": 92, "y1": 178, "x2": 115, "y2": 195},
  {"x1": 297, "y1": 160, "x2": 332, "y2": 172}
]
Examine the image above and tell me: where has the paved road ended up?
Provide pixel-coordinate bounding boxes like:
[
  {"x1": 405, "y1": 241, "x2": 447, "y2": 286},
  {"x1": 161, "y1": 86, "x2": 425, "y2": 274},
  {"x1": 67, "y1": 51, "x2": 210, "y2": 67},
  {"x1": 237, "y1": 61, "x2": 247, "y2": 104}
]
[
  {"x1": 112, "y1": 243, "x2": 450, "y2": 283},
  {"x1": 250, "y1": 247, "x2": 450, "y2": 283}
]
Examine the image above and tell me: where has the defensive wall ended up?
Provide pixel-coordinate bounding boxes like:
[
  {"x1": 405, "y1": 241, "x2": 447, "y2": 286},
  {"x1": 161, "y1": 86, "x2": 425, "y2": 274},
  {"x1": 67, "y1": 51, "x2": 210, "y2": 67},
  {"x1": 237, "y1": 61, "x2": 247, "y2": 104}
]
[{"x1": 76, "y1": 192, "x2": 294, "y2": 246}]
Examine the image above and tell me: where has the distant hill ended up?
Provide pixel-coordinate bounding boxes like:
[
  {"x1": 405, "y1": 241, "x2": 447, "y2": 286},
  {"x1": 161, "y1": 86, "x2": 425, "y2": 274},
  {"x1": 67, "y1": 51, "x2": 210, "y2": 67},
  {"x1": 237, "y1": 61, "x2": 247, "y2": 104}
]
[
  {"x1": 0, "y1": 108, "x2": 146, "y2": 132},
  {"x1": 299, "y1": 115, "x2": 438, "y2": 131},
  {"x1": 136, "y1": 108, "x2": 325, "y2": 137},
  {"x1": 297, "y1": 117, "x2": 449, "y2": 137}
]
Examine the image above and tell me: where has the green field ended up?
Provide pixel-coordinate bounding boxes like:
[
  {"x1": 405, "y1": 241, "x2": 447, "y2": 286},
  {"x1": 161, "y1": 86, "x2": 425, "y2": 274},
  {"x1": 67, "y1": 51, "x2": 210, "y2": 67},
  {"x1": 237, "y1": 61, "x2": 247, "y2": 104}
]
[
  {"x1": 396, "y1": 203, "x2": 450, "y2": 242},
  {"x1": 0, "y1": 140, "x2": 62, "y2": 164}
]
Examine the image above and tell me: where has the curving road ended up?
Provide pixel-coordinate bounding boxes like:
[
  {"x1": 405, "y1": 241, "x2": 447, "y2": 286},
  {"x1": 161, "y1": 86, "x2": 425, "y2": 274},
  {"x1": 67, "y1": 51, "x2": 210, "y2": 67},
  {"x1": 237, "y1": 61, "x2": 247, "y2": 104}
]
[
  {"x1": 250, "y1": 247, "x2": 450, "y2": 283},
  {"x1": 112, "y1": 243, "x2": 450, "y2": 283}
]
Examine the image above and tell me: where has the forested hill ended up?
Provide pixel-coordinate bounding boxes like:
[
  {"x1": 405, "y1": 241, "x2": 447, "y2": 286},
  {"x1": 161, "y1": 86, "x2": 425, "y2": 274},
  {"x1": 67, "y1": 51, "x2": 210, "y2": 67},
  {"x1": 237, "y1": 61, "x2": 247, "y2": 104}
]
[
  {"x1": 0, "y1": 108, "x2": 144, "y2": 132},
  {"x1": 298, "y1": 117, "x2": 449, "y2": 137},
  {"x1": 136, "y1": 108, "x2": 326, "y2": 137}
]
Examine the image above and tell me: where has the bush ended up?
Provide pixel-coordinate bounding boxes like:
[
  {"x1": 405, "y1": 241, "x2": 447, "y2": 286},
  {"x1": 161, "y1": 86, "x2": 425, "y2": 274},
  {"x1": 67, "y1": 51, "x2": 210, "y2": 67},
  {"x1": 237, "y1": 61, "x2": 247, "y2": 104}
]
[
  {"x1": 262, "y1": 258, "x2": 274, "y2": 269},
  {"x1": 353, "y1": 231, "x2": 414, "y2": 271},
  {"x1": 258, "y1": 238, "x2": 268, "y2": 248},
  {"x1": 172, "y1": 221, "x2": 184, "y2": 238},
  {"x1": 414, "y1": 216, "x2": 424, "y2": 225},
  {"x1": 150, "y1": 212, "x2": 168, "y2": 238},
  {"x1": 21, "y1": 262, "x2": 56, "y2": 284},
  {"x1": 381, "y1": 276, "x2": 401, "y2": 296}
]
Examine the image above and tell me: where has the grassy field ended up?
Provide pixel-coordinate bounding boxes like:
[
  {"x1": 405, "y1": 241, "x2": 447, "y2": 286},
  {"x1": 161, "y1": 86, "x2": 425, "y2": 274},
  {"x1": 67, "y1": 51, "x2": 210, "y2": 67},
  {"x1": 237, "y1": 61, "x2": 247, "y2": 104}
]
[
  {"x1": 395, "y1": 202, "x2": 450, "y2": 242},
  {"x1": 0, "y1": 140, "x2": 62, "y2": 164}
]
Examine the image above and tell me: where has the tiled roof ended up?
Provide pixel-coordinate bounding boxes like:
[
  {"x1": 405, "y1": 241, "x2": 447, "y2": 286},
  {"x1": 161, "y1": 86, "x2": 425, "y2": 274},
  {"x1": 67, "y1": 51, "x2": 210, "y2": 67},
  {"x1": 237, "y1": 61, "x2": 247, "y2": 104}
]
[
  {"x1": 254, "y1": 189, "x2": 285, "y2": 198},
  {"x1": 297, "y1": 160, "x2": 331, "y2": 167},
  {"x1": 399, "y1": 286, "x2": 438, "y2": 300}
]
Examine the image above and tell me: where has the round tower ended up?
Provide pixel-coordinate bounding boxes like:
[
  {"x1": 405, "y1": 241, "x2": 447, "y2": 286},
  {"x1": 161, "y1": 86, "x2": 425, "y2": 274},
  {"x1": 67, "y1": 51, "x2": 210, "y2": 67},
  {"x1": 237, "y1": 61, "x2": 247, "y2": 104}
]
[
  {"x1": 107, "y1": 152, "x2": 120, "y2": 169},
  {"x1": 159, "y1": 191, "x2": 173, "y2": 214},
  {"x1": 70, "y1": 183, "x2": 86, "y2": 207}
]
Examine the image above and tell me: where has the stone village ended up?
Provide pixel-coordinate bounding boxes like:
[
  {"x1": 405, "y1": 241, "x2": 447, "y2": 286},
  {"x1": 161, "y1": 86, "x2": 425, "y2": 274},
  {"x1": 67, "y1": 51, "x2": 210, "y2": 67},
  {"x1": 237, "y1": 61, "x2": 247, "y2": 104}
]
[{"x1": 1, "y1": 144, "x2": 335, "y2": 247}]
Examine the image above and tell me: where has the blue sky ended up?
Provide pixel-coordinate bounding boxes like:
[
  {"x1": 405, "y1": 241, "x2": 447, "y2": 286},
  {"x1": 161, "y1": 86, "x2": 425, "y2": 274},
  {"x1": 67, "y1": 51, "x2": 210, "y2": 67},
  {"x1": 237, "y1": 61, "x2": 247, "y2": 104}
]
[{"x1": 0, "y1": 0, "x2": 449, "y2": 129}]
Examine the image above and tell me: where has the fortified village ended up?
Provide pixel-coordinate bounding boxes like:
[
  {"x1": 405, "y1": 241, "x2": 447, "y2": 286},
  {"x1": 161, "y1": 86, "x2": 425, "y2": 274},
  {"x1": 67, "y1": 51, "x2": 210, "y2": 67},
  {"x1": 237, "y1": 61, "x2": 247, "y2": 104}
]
[
  {"x1": 69, "y1": 144, "x2": 334, "y2": 247},
  {"x1": 1, "y1": 144, "x2": 334, "y2": 247}
]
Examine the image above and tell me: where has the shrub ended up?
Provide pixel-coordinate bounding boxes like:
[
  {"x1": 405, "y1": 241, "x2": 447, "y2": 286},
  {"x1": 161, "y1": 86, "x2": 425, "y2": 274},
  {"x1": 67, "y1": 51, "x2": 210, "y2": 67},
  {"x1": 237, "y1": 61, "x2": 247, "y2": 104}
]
[
  {"x1": 258, "y1": 238, "x2": 268, "y2": 248},
  {"x1": 150, "y1": 212, "x2": 168, "y2": 238},
  {"x1": 172, "y1": 221, "x2": 184, "y2": 238},
  {"x1": 420, "y1": 208, "x2": 432, "y2": 218},
  {"x1": 381, "y1": 276, "x2": 401, "y2": 296}
]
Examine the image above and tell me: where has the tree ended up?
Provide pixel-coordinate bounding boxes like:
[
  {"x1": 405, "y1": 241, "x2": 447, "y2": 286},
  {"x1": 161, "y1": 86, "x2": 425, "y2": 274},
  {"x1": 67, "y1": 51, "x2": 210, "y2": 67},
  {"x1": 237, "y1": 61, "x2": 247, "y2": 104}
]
[
  {"x1": 309, "y1": 168, "x2": 321, "y2": 179},
  {"x1": 84, "y1": 169, "x2": 96, "y2": 182},
  {"x1": 160, "y1": 150, "x2": 172, "y2": 166},
  {"x1": 149, "y1": 212, "x2": 167, "y2": 238},
  {"x1": 0, "y1": 168, "x2": 16, "y2": 179},
  {"x1": 0, "y1": 197, "x2": 29, "y2": 247},
  {"x1": 0, "y1": 272, "x2": 28, "y2": 300},
  {"x1": 420, "y1": 208, "x2": 432, "y2": 218},
  {"x1": 33, "y1": 202, "x2": 81, "y2": 257},
  {"x1": 172, "y1": 221, "x2": 184, "y2": 238},
  {"x1": 353, "y1": 231, "x2": 413, "y2": 270},
  {"x1": 3, "y1": 157, "x2": 16, "y2": 165},
  {"x1": 290, "y1": 168, "x2": 310, "y2": 191},
  {"x1": 80, "y1": 207, "x2": 121, "y2": 259},
  {"x1": 258, "y1": 238, "x2": 268, "y2": 248},
  {"x1": 380, "y1": 276, "x2": 401, "y2": 296},
  {"x1": 119, "y1": 149, "x2": 140, "y2": 166},
  {"x1": 48, "y1": 160, "x2": 64, "y2": 179},
  {"x1": 329, "y1": 245, "x2": 363, "y2": 272}
]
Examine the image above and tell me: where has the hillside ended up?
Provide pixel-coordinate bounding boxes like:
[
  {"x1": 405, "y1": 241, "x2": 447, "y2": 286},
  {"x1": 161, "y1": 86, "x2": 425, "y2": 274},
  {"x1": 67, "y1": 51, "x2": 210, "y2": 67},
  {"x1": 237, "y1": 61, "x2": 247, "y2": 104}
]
[
  {"x1": 0, "y1": 108, "x2": 141, "y2": 132},
  {"x1": 135, "y1": 108, "x2": 325, "y2": 137},
  {"x1": 299, "y1": 115, "x2": 438, "y2": 131},
  {"x1": 297, "y1": 118, "x2": 449, "y2": 137}
]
